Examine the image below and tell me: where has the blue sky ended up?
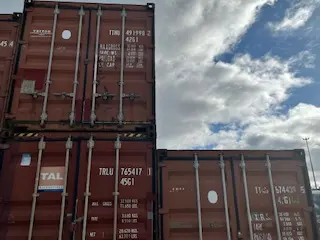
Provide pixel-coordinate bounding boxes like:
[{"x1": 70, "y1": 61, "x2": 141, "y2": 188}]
[{"x1": 215, "y1": 0, "x2": 320, "y2": 112}]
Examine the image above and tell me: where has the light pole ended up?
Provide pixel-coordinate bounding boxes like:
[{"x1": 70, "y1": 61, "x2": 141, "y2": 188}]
[{"x1": 303, "y1": 137, "x2": 318, "y2": 189}]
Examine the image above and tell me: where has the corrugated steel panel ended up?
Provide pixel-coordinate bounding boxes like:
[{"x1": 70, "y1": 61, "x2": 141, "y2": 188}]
[
  {"x1": 8, "y1": 1, "x2": 155, "y2": 132},
  {"x1": 0, "y1": 136, "x2": 78, "y2": 239},
  {"x1": 158, "y1": 150, "x2": 318, "y2": 240},
  {"x1": 75, "y1": 137, "x2": 154, "y2": 240},
  {"x1": 0, "y1": 133, "x2": 155, "y2": 239},
  {"x1": 0, "y1": 13, "x2": 22, "y2": 133}
]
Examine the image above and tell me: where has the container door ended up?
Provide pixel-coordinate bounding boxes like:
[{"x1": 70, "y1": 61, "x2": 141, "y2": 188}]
[
  {"x1": 0, "y1": 137, "x2": 79, "y2": 239},
  {"x1": 75, "y1": 137, "x2": 154, "y2": 240},
  {"x1": 160, "y1": 156, "x2": 237, "y2": 240},
  {"x1": 234, "y1": 152, "x2": 317, "y2": 239},
  {"x1": 11, "y1": 4, "x2": 89, "y2": 129},
  {"x1": 85, "y1": 6, "x2": 154, "y2": 127},
  {"x1": 0, "y1": 14, "x2": 21, "y2": 129}
]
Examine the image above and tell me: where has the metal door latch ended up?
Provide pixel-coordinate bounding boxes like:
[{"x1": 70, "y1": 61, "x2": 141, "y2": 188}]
[
  {"x1": 122, "y1": 92, "x2": 140, "y2": 100},
  {"x1": 24, "y1": 91, "x2": 46, "y2": 99},
  {"x1": 95, "y1": 90, "x2": 116, "y2": 100},
  {"x1": 54, "y1": 92, "x2": 74, "y2": 98}
]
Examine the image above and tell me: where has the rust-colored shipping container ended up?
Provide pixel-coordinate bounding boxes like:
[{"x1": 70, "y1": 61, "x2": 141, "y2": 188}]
[
  {"x1": 0, "y1": 133, "x2": 155, "y2": 240},
  {"x1": 7, "y1": 1, "x2": 155, "y2": 133},
  {"x1": 157, "y1": 149, "x2": 318, "y2": 240},
  {"x1": 0, "y1": 13, "x2": 22, "y2": 133}
]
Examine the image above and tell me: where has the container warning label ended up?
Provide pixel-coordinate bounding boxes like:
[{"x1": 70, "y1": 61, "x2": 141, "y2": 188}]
[{"x1": 38, "y1": 166, "x2": 65, "y2": 192}]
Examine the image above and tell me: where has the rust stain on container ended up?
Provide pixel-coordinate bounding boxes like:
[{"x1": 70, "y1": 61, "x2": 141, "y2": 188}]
[
  {"x1": 0, "y1": 14, "x2": 22, "y2": 132},
  {"x1": 158, "y1": 149, "x2": 318, "y2": 240},
  {"x1": 9, "y1": 1, "x2": 155, "y2": 132},
  {"x1": 0, "y1": 133, "x2": 155, "y2": 239}
]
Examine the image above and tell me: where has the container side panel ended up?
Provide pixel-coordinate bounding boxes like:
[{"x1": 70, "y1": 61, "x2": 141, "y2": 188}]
[
  {"x1": 0, "y1": 15, "x2": 20, "y2": 129},
  {"x1": 76, "y1": 140, "x2": 153, "y2": 240},
  {"x1": 0, "y1": 139, "x2": 77, "y2": 239},
  {"x1": 235, "y1": 159, "x2": 314, "y2": 240},
  {"x1": 85, "y1": 8, "x2": 154, "y2": 124},
  {"x1": 11, "y1": 6, "x2": 88, "y2": 128},
  {"x1": 160, "y1": 159, "x2": 238, "y2": 240}
]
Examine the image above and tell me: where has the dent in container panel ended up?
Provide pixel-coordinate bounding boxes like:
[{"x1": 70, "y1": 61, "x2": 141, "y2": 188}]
[
  {"x1": 233, "y1": 151, "x2": 316, "y2": 240},
  {"x1": 0, "y1": 14, "x2": 22, "y2": 132},
  {"x1": 8, "y1": 1, "x2": 155, "y2": 132},
  {"x1": 75, "y1": 136, "x2": 154, "y2": 240},
  {"x1": 158, "y1": 150, "x2": 238, "y2": 240}
]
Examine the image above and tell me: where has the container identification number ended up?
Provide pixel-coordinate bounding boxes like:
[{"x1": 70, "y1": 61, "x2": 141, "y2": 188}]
[
  {"x1": 99, "y1": 167, "x2": 143, "y2": 176},
  {"x1": 255, "y1": 185, "x2": 305, "y2": 195},
  {"x1": 99, "y1": 167, "x2": 144, "y2": 186},
  {"x1": 0, "y1": 40, "x2": 14, "y2": 48},
  {"x1": 121, "y1": 168, "x2": 142, "y2": 176},
  {"x1": 109, "y1": 29, "x2": 151, "y2": 37}
]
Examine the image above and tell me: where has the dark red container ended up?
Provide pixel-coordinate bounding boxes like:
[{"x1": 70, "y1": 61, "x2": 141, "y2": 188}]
[
  {"x1": 0, "y1": 13, "x2": 22, "y2": 133},
  {"x1": 0, "y1": 133, "x2": 155, "y2": 240},
  {"x1": 7, "y1": 1, "x2": 155, "y2": 133},
  {"x1": 157, "y1": 149, "x2": 318, "y2": 240}
]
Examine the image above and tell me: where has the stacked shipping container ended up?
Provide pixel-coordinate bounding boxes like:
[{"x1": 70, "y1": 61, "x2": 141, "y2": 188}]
[
  {"x1": 0, "y1": 1, "x2": 319, "y2": 240},
  {"x1": 0, "y1": 13, "x2": 22, "y2": 135},
  {"x1": 7, "y1": 1, "x2": 155, "y2": 133},
  {"x1": 157, "y1": 150, "x2": 319, "y2": 240},
  {"x1": 0, "y1": 1, "x2": 156, "y2": 239}
]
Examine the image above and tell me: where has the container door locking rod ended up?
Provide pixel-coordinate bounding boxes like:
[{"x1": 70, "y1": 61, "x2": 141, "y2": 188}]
[
  {"x1": 53, "y1": 7, "x2": 84, "y2": 126},
  {"x1": 40, "y1": 5, "x2": 59, "y2": 126},
  {"x1": 22, "y1": 5, "x2": 59, "y2": 126},
  {"x1": 113, "y1": 135, "x2": 121, "y2": 240},
  {"x1": 220, "y1": 155, "x2": 231, "y2": 240},
  {"x1": 266, "y1": 155, "x2": 282, "y2": 240},
  {"x1": 28, "y1": 137, "x2": 46, "y2": 240},
  {"x1": 240, "y1": 154, "x2": 253, "y2": 240},
  {"x1": 117, "y1": 8, "x2": 127, "y2": 125},
  {"x1": 90, "y1": 6, "x2": 102, "y2": 126},
  {"x1": 193, "y1": 153, "x2": 203, "y2": 240},
  {"x1": 82, "y1": 136, "x2": 94, "y2": 240},
  {"x1": 58, "y1": 136, "x2": 73, "y2": 240}
]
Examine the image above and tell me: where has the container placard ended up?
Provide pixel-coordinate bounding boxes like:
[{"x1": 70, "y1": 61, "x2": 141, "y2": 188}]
[{"x1": 38, "y1": 166, "x2": 65, "y2": 192}]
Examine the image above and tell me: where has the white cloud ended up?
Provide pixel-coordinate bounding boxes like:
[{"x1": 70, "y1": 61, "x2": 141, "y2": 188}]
[
  {"x1": 157, "y1": 53, "x2": 312, "y2": 149},
  {"x1": 268, "y1": 0, "x2": 320, "y2": 32}
]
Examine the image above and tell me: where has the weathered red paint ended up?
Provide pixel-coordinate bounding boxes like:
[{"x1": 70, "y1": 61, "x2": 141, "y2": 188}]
[
  {"x1": 75, "y1": 138, "x2": 154, "y2": 240},
  {"x1": 158, "y1": 150, "x2": 318, "y2": 240},
  {"x1": 0, "y1": 135, "x2": 77, "y2": 239},
  {"x1": 233, "y1": 151, "x2": 315, "y2": 240},
  {"x1": 0, "y1": 133, "x2": 154, "y2": 240},
  {"x1": 0, "y1": 14, "x2": 22, "y2": 132},
  {"x1": 9, "y1": 1, "x2": 155, "y2": 132}
]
